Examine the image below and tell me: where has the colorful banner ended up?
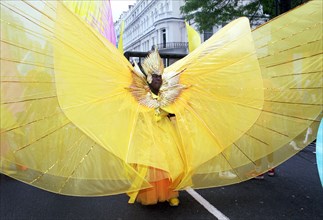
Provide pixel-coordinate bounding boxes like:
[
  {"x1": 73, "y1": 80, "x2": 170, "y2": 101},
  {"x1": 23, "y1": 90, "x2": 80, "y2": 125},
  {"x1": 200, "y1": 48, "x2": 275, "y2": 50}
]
[
  {"x1": 64, "y1": 0, "x2": 116, "y2": 45},
  {"x1": 317, "y1": 120, "x2": 323, "y2": 187}
]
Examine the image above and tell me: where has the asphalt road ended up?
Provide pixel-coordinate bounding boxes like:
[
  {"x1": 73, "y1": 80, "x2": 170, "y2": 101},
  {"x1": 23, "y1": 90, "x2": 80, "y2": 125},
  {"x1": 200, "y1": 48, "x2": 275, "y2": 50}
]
[{"x1": 1, "y1": 143, "x2": 322, "y2": 220}]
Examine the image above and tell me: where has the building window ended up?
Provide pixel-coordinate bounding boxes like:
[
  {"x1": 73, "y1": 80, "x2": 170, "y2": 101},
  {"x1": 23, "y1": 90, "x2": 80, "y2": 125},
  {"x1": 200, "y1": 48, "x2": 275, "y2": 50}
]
[
  {"x1": 140, "y1": 21, "x2": 143, "y2": 33},
  {"x1": 162, "y1": 29, "x2": 166, "y2": 48},
  {"x1": 160, "y1": 3, "x2": 164, "y2": 13},
  {"x1": 203, "y1": 28, "x2": 213, "y2": 41},
  {"x1": 152, "y1": 37, "x2": 155, "y2": 47},
  {"x1": 151, "y1": 11, "x2": 154, "y2": 22}
]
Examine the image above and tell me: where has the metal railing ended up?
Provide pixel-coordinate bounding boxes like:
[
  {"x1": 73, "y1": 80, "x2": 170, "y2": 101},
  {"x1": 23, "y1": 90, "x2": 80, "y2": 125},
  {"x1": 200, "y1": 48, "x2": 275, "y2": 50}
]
[
  {"x1": 156, "y1": 42, "x2": 188, "y2": 50},
  {"x1": 124, "y1": 51, "x2": 187, "y2": 67}
]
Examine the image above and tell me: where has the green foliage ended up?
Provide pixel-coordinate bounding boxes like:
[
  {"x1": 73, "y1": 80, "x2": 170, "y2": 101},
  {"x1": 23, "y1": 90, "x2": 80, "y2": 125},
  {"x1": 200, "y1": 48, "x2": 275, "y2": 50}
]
[{"x1": 181, "y1": 0, "x2": 308, "y2": 32}]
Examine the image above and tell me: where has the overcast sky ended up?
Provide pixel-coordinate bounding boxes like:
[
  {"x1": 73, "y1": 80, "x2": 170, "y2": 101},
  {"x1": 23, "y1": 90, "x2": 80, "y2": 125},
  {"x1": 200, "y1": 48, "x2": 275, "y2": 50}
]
[{"x1": 110, "y1": 0, "x2": 136, "y2": 22}]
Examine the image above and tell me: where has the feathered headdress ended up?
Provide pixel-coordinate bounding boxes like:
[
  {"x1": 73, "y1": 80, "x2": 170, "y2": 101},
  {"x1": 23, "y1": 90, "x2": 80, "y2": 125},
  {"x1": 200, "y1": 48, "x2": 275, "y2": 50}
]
[{"x1": 142, "y1": 48, "x2": 164, "y2": 83}]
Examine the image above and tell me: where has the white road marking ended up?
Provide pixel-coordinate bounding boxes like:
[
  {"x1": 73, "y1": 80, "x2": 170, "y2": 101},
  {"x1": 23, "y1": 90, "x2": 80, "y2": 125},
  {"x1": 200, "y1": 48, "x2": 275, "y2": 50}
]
[{"x1": 186, "y1": 188, "x2": 230, "y2": 220}]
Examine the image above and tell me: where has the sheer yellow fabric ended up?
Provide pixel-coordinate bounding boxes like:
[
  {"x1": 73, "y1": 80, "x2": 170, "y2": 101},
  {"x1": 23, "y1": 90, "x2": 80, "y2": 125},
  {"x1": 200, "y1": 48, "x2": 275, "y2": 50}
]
[
  {"x1": 0, "y1": 0, "x2": 322, "y2": 197},
  {"x1": 164, "y1": 17, "x2": 264, "y2": 188},
  {"x1": 180, "y1": 0, "x2": 322, "y2": 189},
  {"x1": 0, "y1": 1, "x2": 150, "y2": 196},
  {"x1": 185, "y1": 21, "x2": 201, "y2": 52},
  {"x1": 62, "y1": 0, "x2": 116, "y2": 44}
]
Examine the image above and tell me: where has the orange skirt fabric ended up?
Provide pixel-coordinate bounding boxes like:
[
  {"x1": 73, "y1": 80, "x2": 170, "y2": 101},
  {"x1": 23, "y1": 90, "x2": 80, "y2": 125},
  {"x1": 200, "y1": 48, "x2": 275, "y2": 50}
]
[{"x1": 136, "y1": 178, "x2": 179, "y2": 205}]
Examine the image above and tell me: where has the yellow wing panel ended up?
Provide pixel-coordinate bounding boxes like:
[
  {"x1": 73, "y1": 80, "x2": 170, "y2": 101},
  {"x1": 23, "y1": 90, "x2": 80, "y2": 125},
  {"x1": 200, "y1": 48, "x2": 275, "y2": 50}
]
[
  {"x1": 1, "y1": 1, "x2": 151, "y2": 196},
  {"x1": 182, "y1": 0, "x2": 322, "y2": 189},
  {"x1": 167, "y1": 18, "x2": 264, "y2": 172}
]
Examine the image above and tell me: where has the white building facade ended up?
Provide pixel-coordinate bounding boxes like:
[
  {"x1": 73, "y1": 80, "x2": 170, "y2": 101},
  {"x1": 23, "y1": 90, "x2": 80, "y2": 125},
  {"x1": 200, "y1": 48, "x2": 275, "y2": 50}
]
[
  {"x1": 114, "y1": 0, "x2": 266, "y2": 55},
  {"x1": 115, "y1": 0, "x2": 189, "y2": 54}
]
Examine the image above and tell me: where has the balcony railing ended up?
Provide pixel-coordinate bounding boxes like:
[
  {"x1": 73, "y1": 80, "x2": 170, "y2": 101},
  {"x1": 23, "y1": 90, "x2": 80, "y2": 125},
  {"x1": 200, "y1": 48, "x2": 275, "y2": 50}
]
[{"x1": 156, "y1": 42, "x2": 188, "y2": 50}]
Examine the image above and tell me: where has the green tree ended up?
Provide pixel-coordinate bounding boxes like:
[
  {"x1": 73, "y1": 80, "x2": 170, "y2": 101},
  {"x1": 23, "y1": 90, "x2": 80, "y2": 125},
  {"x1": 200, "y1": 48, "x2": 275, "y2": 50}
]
[{"x1": 181, "y1": 0, "x2": 308, "y2": 32}]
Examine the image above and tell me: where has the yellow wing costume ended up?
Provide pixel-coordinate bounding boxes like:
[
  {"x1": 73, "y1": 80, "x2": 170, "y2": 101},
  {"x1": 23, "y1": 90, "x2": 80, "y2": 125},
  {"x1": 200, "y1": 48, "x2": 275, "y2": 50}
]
[{"x1": 0, "y1": 0, "x2": 322, "y2": 200}]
